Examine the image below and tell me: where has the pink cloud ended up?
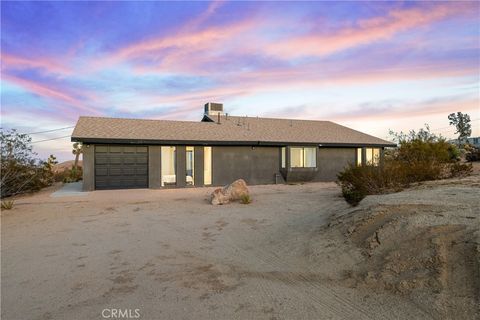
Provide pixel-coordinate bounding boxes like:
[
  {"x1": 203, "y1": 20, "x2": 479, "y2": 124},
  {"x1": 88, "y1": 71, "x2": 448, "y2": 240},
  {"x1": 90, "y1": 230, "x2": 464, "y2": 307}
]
[
  {"x1": 326, "y1": 97, "x2": 480, "y2": 123},
  {"x1": 1, "y1": 53, "x2": 71, "y2": 76},
  {"x1": 2, "y1": 74, "x2": 100, "y2": 115},
  {"x1": 264, "y1": 3, "x2": 476, "y2": 59}
]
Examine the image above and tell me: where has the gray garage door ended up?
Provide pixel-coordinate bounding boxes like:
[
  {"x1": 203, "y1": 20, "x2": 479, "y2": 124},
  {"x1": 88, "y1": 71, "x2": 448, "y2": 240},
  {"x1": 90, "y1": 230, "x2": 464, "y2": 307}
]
[{"x1": 95, "y1": 145, "x2": 148, "y2": 190}]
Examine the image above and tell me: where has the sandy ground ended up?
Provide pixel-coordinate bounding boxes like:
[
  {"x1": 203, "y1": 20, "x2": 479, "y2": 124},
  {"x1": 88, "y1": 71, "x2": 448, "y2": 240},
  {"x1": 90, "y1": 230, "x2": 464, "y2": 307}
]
[{"x1": 1, "y1": 173, "x2": 479, "y2": 320}]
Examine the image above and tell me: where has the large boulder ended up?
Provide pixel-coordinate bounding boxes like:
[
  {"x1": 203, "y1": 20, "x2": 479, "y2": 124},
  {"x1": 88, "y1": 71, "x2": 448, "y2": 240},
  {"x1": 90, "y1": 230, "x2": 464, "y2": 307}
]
[
  {"x1": 211, "y1": 188, "x2": 230, "y2": 205},
  {"x1": 210, "y1": 179, "x2": 250, "y2": 205}
]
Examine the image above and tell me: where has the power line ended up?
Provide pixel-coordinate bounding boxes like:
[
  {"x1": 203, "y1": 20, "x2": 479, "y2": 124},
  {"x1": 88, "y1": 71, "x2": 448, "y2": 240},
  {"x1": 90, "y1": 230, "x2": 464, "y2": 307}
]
[
  {"x1": 430, "y1": 118, "x2": 479, "y2": 132},
  {"x1": 23, "y1": 126, "x2": 75, "y2": 135},
  {"x1": 31, "y1": 135, "x2": 71, "y2": 144}
]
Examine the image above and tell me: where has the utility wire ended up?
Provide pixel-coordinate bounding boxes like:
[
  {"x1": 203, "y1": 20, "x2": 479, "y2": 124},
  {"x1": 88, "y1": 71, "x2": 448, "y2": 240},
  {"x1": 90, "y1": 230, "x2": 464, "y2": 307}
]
[
  {"x1": 430, "y1": 118, "x2": 479, "y2": 132},
  {"x1": 23, "y1": 126, "x2": 75, "y2": 135},
  {"x1": 31, "y1": 135, "x2": 71, "y2": 144}
]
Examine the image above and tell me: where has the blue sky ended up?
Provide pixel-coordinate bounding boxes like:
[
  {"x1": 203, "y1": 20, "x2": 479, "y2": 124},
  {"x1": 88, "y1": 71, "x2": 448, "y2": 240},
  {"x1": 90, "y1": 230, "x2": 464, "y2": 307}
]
[{"x1": 1, "y1": 1, "x2": 479, "y2": 161}]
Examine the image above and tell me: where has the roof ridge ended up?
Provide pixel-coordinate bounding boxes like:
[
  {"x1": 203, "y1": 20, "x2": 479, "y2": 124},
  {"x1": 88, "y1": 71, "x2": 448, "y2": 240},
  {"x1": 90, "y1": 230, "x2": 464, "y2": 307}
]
[
  {"x1": 205, "y1": 114, "x2": 332, "y2": 123},
  {"x1": 78, "y1": 115, "x2": 213, "y2": 124}
]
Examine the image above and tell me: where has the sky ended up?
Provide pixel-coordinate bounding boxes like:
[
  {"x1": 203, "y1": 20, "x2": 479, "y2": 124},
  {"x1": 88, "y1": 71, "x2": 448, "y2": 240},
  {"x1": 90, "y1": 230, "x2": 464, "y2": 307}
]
[{"x1": 1, "y1": 1, "x2": 479, "y2": 162}]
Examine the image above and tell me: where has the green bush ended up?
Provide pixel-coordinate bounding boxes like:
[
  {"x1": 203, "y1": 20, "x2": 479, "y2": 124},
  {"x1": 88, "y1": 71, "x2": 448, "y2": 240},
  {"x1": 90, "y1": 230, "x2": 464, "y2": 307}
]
[
  {"x1": 338, "y1": 126, "x2": 472, "y2": 206},
  {"x1": 240, "y1": 194, "x2": 252, "y2": 204},
  {"x1": 1, "y1": 200, "x2": 14, "y2": 210},
  {"x1": 338, "y1": 162, "x2": 408, "y2": 206},
  {"x1": 62, "y1": 167, "x2": 83, "y2": 183}
]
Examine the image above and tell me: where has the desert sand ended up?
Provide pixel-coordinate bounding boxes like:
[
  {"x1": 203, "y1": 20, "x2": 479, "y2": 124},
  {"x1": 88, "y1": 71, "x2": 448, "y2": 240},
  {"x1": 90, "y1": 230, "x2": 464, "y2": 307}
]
[{"x1": 1, "y1": 171, "x2": 479, "y2": 319}]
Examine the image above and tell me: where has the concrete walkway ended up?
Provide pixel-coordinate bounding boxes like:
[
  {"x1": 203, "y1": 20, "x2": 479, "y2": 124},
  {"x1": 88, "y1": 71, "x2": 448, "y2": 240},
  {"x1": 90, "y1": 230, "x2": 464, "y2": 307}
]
[{"x1": 50, "y1": 182, "x2": 86, "y2": 198}]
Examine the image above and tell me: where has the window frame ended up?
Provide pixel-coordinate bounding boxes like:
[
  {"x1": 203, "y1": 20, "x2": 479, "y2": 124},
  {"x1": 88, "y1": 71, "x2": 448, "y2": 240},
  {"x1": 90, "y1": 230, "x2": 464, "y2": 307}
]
[
  {"x1": 356, "y1": 148, "x2": 363, "y2": 166},
  {"x1": 204, "y1": 146, "x2": 212, "y2": 185},
  {"x1": 289, "y1": 146, "x2": 317, "y2": 168},
  {"x1": 161, "y1": 146, "x2": 177, "y2": 187},
  {"x1": 365, "y1": 147, "x2": 381, "y2": 166}
]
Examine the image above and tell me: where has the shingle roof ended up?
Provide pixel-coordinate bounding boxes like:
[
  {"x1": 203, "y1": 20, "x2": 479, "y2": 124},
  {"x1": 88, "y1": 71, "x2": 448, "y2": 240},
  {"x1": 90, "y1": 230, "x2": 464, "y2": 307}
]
[{"x1": 71, "y1": 115, "x2": 395, "y2": 147}]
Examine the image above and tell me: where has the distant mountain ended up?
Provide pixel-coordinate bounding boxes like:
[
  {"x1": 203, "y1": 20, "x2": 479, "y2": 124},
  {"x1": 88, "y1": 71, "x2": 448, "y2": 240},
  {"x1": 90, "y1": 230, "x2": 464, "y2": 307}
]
[{"x1": 53, "y1": 160, "x2": 82, "y2": 173}]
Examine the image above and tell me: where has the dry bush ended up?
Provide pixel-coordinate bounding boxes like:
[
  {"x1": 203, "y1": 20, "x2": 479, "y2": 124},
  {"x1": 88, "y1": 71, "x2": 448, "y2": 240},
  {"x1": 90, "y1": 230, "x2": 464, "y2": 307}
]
[
  {"x1": 338, "y1": 126, "x2": 472, "y2": 206},
  {"x1": 1, "y1": 129, "x2": 57, "y2": 198},
  {"x1": 55, "y1": 166, "x2": 83, "y2": 183},
  {"x1": 465, "y1": 144, "x2": 480, "y2": 162}
]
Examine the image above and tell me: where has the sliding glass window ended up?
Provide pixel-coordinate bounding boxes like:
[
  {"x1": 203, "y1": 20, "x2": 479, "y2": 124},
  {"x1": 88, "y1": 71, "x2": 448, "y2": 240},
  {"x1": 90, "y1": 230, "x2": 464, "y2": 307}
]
[
  {"x1": 186, "y1": 146, "x2": 195, "y2": 186},
  {"x1": 204, "y1": 147, "x2": 212, "y2": 185},
  {"x1": 365, "y1": 148, "x2": 381, "y2": 166},
  {"x1": 161, "y1": 146, "x2": 176, "y2": 186},
  {"x1": 356, "y1": 148, "x2": 363, "y2": 166},
  {"x1": 281, "y1": 147, "x2": 286, "y2": 168},
  {"x1": 290, "y1": 147, "x2": 316, "y2": 168}
]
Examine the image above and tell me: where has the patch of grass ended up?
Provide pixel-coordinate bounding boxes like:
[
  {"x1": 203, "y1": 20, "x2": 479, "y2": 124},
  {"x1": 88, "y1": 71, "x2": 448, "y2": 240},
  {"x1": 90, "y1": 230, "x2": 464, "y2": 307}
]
[
  {"x1": 240, "y1": 194, "x2": 252, "y2": 204},
  {"x1": 1, "y1": 200, "x2": 14, "y2": 210}
]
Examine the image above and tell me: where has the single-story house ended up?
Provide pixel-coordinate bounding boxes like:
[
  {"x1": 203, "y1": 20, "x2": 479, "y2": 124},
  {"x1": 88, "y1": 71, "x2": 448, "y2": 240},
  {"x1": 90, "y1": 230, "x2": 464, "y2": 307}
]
[{"x1": 71, "y1": 103, "x2": 395, "y2": 191}]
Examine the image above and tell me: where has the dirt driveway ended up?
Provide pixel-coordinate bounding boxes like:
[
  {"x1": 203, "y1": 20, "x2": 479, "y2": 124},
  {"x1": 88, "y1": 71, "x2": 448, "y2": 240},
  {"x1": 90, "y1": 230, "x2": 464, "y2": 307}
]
[{"x1": 2, "y1": 183, "x2": 438, "y2": 320}]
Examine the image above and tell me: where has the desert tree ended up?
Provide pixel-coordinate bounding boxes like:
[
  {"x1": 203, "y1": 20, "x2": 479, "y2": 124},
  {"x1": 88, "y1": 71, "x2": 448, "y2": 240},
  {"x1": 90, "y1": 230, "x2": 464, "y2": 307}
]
[
  {"x1": 72, "y1": 142, "x2": 83, "y2": 170},
  {"x1": 448, "y1": 112, "x2": 472, "y2": 146}
]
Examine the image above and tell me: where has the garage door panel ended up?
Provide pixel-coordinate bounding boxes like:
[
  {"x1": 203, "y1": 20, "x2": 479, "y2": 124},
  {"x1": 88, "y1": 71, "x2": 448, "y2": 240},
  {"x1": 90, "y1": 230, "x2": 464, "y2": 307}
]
[
  {"x1": 96, "y1": 146, "x2": 109, "y2": 153},
  {"x1": 136, "y1": 156, "x2": 148, "y2": 164},
  {"x1": 95, "y1": 167, "x2": 108, "y2": 176},
  {"x1": 109, "y1": 157, "x2": 123, "y2": 164},
  {"x1": 108, "y1": 167, "x2": 124, "y2": 176},
  {"x1": 136, "y1": 178, "x2": 148, "y2": 185},
  {"x1": 135, "y1": 167, "x2": 148, "y2": 175},
  {"x1": 95, "y1": 145, "x2": 148, "y2": 189},
  {"x1": 109, "y1": 146, "x2": 123, "y2": 153},
  {"x1": 96, "y1": 156, "x2": 109, "y2": 165},
  {"x1": 124, "y1": 147, "x2": 137, "y2": 153},
  {"x1": 123, "y1": 156, "x2": 136, "y2": 164},
  {"x1": 122, "y1": 167, "x2": 136, "y2": 175}
]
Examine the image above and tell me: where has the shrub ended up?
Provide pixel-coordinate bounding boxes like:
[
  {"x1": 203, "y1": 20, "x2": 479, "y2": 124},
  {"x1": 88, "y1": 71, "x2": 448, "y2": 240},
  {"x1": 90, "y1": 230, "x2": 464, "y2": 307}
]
[
  {"x1": 1, "y1": 129, "x2": 57, "y2": 198},
  {"x1": 449, "y1": 162, "x2": 473, "y2": 177},
  {"x1": 338, "y1": 125, "x2": 472, "y2": 206},
  {"x1": 62, "y1": 167, "x2": 83, "y2": 183},
  {"x1": 240, "y1": 194, "x2": 252, "y2": 204},
  {"x1": 465, "y1": 145, "x2": 480, "y2": 162},
  {"x1": 1, "y1": 200, "x2": 14, "y2": 210},
  {"x1": 337, "y1": 162, "x2": 408, "y2": 206}
]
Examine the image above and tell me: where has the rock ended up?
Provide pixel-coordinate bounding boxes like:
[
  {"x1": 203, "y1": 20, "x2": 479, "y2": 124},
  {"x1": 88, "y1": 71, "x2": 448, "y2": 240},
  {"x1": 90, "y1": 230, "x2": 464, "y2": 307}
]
[
  {"x1": 211, "y1": 188, "x2": 230, "y2": 205},
  {"x1": 224, "y1": 179, "x2": 249, "y2": 201},
  {"x1": 210, "y1": 179, "x2": 250, "y2": 205}
]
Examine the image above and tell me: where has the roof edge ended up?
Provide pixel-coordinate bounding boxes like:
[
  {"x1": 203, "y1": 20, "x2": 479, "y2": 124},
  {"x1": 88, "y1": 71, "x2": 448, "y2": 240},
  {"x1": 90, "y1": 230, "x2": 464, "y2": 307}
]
[{"x1": 71, "y1": 137, "x2": 396, "y2": 147}]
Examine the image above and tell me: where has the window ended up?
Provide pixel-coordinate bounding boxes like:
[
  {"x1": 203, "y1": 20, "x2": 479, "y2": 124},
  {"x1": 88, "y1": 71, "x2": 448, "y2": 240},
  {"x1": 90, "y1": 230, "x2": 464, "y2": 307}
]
[
  {"x1": 186, "y1": 146, "x2": 195, "y2": 185},
  {"x1": 281, "y1": 147, "x2": 286, "y2": 168},
  {"x1": 365, "y1": 148, "x2": 381, "y2": 166},
  {"x1": 290, "y1": 147, "x2": 316, "y2": 168},
  {"x1": 204, "y1": 147, "x2": 212, "y2": 185},
  {"x1": 304, "y1": 147, "x2": 316, "y2": 167},
  {"x1": 161, "y1": 146, "x2": 176, "y2": 186},
  {"x1": 356, "y1": 148, "x2": 363, "y2": 166}
]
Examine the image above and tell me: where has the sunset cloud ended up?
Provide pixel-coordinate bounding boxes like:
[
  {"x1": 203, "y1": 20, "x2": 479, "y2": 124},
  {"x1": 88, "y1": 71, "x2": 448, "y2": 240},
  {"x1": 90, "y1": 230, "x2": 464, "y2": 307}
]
[
  {"x1": 1, "y1": 1, "x2": 478, "y2": 160},
  {"x1": 1, "y1": 53, "x2": 71, "y2": 76},
  {"x1": 264, "y1": 3, "x2": 476, "y2": 59}
]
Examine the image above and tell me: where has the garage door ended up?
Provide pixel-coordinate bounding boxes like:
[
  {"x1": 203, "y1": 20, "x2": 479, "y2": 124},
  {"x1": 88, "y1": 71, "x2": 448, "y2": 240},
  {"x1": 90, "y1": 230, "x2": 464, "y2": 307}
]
[{"x1": 95, "y1": 145, "x2": 148, "y2": 190}]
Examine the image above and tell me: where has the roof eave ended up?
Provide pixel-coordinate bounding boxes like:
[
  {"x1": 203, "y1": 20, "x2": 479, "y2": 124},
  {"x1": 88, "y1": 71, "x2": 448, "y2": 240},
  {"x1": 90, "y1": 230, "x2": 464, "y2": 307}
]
[{"x1": 71, "y1": 136, "x2": 396, "y2": 147}]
